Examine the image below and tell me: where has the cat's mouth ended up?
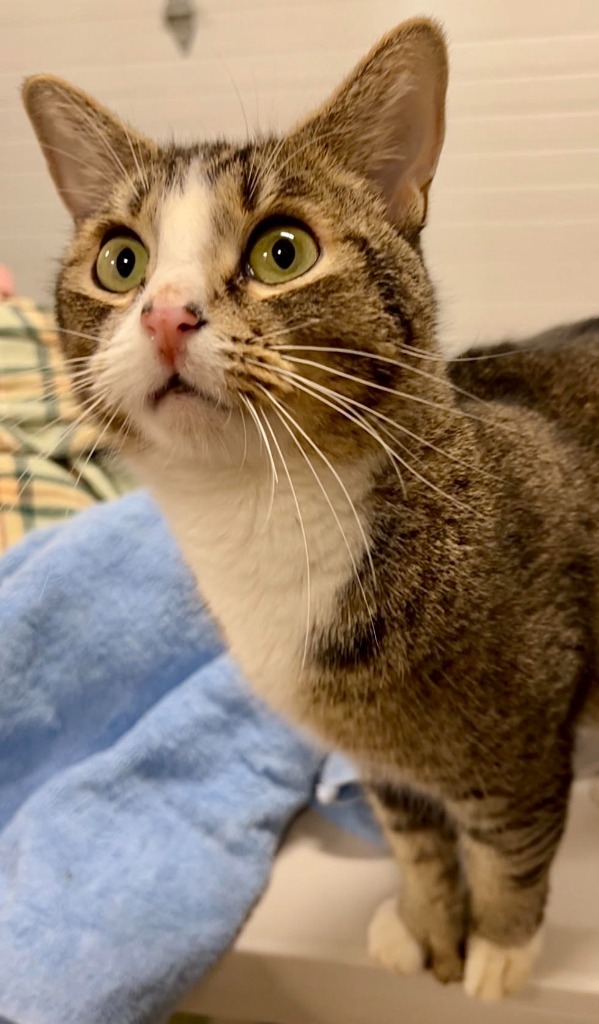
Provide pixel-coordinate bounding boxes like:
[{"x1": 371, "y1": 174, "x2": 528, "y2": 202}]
[{"x1": 150, "y1": 373, "x2": 215, "y2": 407}]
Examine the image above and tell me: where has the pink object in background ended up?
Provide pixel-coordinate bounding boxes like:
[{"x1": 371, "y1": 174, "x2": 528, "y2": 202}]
[{"x1": 0, "y1": 264, "x2": 16, "y2": 299}]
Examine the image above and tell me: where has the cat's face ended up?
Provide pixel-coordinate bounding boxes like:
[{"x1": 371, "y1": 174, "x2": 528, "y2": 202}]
[{"x1": 23, "y1": 19, "x2": 448, "y2": 468}]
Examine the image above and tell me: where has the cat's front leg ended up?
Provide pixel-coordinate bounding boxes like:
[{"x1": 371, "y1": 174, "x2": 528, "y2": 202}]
[
  {"x1": 449, "y1": 776, "x2": 571, "y2": 1002},
  {"x1": 367, "y1": 783, "x2": 467, "y2": 984}
]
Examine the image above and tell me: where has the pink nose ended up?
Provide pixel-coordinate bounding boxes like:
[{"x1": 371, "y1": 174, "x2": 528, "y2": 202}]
[{"x1": 141, "y1": 305, "x2": 203, "y2": 369}]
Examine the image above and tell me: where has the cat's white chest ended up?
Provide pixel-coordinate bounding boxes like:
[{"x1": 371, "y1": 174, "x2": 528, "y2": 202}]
[{"x1": 143, "y1": 455, "x2": 369, "y2": 721}]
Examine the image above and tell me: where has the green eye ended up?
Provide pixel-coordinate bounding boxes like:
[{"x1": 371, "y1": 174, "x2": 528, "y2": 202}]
[
  {"x1": 247, "y1": 222, "x2": 319, "y2": 285},
  {"x1": 95, "y1": 236, "x2": 148, "y2": 293}
]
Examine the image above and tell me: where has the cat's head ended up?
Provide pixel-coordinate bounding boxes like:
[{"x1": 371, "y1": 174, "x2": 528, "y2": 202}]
[{"x1": 23, "y1": 18, "x2": 448, "y2": 468}]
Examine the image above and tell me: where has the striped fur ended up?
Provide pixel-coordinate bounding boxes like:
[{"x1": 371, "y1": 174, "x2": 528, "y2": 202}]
[{"x1": 23, "y1": 18, "x2": 599, "y2": 1001}]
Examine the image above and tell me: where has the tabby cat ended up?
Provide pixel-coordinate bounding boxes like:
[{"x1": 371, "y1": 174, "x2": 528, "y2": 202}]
[{"x1": 23, "y1": 17, "x2": 599, "y2": 1002}]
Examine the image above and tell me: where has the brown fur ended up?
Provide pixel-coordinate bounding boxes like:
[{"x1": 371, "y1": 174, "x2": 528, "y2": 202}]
[{"x1": 22, "y1": 18, "x2": 599, "y2": 996}]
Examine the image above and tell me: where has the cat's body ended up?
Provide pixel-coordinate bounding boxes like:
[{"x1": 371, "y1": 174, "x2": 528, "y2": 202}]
[
  {"x1": 139, "y1": 314, "x2": 599, "y2": 993},
  {"x1": 22, "y1": 18, "x2": 599, "y2": 1003},
  {"x1": 146, "y1": 316, "x2": 599, "y2": 758}
]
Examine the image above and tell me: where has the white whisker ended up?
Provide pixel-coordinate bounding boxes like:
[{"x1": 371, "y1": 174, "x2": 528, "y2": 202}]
[
  {"x1": 258, "y1": 386, "x2": 378, "y2": 640},
  {"x1": 243, "y1": 318, "x2": 323, "y2": 346},
  {"x1": 255, "y1": 362, "x2": 480, "y2": 516},
  {"x1": 0, "y1": 391, "x2": 114, "y2": 517},
  {"x1": 273, "y1": 356, "x2": 492, "y2": 479},
  {"x1": 278, "y1": 346, "x2": 511, "y2": 426},
  {"x1": 245, "y1": 356, "x2": 405, "y2": 494},
  {"x1": 256, "y1": 382, "x2": 378, "y2": 590},
  {"x1": 240, "y1": 394, "x2": 277, "y2": 523},
  {"x1": 123, "y1": 125, "x2": 149, "y2": 194},
  {"x1": 72, "y1": 405, "x2": 119, "y2": 490},
  {"x1": 276, "y1": 353, "x2": 520, "y2": 437},
  {"x1": 258, "y1": 405, "x2": 312, "y2": 668},
  {"x1": 239, "y1": 403, "x2": 249, "y2": 470}
]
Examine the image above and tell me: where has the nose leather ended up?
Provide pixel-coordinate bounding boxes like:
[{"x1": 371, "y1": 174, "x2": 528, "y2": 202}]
[{"x1": 141, "y1": 305, "x2": 202, "y2": 368}]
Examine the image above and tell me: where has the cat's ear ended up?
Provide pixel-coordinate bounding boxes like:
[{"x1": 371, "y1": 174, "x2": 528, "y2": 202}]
[
  {"x1": 22, "y1": 75, "x2": 155, "y2": 222},
  {"x1": 294, "y1": 18, "x2": 447, "y2": 234}
]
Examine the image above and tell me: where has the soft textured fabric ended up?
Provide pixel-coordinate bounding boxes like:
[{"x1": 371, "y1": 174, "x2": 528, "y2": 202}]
[{"x1": 0, "y1": 492, "x2": 328, "y2": 1024}]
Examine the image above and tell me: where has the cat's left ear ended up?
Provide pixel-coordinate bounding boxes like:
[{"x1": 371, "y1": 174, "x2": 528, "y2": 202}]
[
  {"x1": 22, "y1": 75, "x2": 156, "y2": 222},
  {"x1": 293, "y1": 18, "x2": 448, "y2": 234}
]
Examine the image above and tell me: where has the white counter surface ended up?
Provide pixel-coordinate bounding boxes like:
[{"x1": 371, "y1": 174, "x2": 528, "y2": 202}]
[{"x1": 178, "y1": 778, "x2": 599, "y2": 1023}]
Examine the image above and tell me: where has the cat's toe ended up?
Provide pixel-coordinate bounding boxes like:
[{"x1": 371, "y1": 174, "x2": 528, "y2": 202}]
[
  {"x1": 429, "y1": 947, "x2": 464, "y2": 984},
  {"x1": 368, "y1": 896, "x2": 425, "y2": 975},
  {"x1": 464, "y1": 929, "x2": 544, "y2": 1001}
]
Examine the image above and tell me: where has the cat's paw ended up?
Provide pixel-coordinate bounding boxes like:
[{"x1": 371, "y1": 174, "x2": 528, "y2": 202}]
[
  {"x1": 464, "y1": 929, "x2": 544, "y2": 1001},
  {"x1": 368, "y1": 896, "x2": 425, "y2": 975},
  {"x1": 429, "y1": 946, "x2": 464, "y2": 985}
]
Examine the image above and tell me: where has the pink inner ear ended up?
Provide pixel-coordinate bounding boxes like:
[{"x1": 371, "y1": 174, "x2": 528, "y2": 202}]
[
  {"x1": 23, "y1": 78, "x2": 155, "y2": 223},
  {"x1": 290, "y1": 21, "x2": 447, "y2": 234},
  {"x1": 41, "y1": 115, "x2": 117, "y2": 222},
  {"x1": 368, "y1": 73, "x2": 445, "y2": 232}
]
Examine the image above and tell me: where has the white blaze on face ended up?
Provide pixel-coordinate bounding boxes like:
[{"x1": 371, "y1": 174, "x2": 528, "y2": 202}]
[
  {"x1": 92, "y1": 166, "x2": 235, "y2": 448},
  {"x1": 148, "y1": 170, "x2": 213, "y2": 309}
]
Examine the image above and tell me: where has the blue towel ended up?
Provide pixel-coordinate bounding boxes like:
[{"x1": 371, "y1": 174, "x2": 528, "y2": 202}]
[{"x1": 0, "y1": 492, "x2": 343, "y2": 1024}]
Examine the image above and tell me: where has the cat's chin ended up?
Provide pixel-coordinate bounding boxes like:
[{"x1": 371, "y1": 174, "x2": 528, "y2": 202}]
[
  {"x1": 135, "y1": 394, "x2": 247, "y2": 465},
  {"x1": 145, "y1": 395, "x2": 227, "y2": 440},
  {"x1": 147, "y1": 385, "x2": 229, "y2": 424}
]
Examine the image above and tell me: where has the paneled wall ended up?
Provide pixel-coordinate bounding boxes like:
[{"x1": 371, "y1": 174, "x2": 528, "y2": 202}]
[{"x1": 1, "y1": 0, "x2": 598, "y2": 350}]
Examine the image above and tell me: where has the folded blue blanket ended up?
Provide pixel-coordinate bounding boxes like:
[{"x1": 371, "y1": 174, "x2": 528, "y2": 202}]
[{"x1": 0, "y1": 493, "x2": 378, "y2": 1024}]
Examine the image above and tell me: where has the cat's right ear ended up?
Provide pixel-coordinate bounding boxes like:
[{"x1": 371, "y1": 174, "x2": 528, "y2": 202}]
[
  {"x1": 292, "y1": 18, "x2": 448, "y2": 235},
  {"x1": 22, "y1": 75, "x2": 155, "y2": 222}
]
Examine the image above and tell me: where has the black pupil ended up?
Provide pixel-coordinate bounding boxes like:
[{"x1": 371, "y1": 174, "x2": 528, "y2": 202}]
[
  {"x1": 116, "y1": 246, "x2": 136, "y2": 278},
  {"x1": 271, "y1": 236, "x2": 296, "y2": 270}
]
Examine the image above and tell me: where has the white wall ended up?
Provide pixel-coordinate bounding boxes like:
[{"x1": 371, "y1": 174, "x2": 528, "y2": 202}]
[{"x1": 1, "y1": 0, "x2": 598, "y2": 350}]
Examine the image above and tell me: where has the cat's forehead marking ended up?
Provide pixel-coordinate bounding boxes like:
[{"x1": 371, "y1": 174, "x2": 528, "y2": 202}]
[
  {"x1": 149, "y1": 168, "x2": 214, "y2": 305},
  {"x1": 158, "y1": 170, "x2": 212, "y2": 266}
]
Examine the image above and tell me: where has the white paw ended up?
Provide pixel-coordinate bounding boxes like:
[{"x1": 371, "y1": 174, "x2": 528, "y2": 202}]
[
  {"x1": 464, "y1": 928, "x2": 544, "y2": 1001},
  {"x1": 368, "y1": 896, "x2": 425, "y2": 975}
]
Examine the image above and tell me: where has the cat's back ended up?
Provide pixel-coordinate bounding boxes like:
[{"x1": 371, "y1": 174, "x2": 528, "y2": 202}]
[
  {"x1": 448, "y1": 318, "x2": 599, "y2": 472},
  {"x1": 450, "y1": 318, "x2": 599, "y2": 723}
]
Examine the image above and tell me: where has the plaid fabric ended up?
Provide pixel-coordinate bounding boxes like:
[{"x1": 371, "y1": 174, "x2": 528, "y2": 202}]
[{"x1": 0, "y1": 297, "x2": 131, "y2": 551}]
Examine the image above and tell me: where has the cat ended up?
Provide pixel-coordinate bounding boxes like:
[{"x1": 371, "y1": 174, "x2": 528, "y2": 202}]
[{"x1": 22, "y1": 16, "x2": 599, "y2": 1002}]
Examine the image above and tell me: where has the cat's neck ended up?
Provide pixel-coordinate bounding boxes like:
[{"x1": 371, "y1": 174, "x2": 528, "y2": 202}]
[
  {"x1": 133, "y1": 398, "x2": 480, "y2": 720},
  {"x1": 134, "y1": 446, "x2": 375, "y2": 720}
]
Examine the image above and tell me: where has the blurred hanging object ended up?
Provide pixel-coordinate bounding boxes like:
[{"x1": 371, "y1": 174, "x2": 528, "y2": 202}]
[{"x1": 163, "y1": 0, "x2": 198, "y2": 55}]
